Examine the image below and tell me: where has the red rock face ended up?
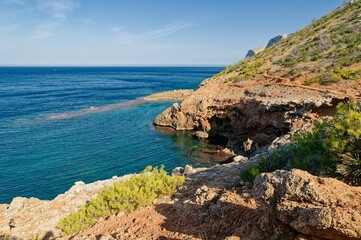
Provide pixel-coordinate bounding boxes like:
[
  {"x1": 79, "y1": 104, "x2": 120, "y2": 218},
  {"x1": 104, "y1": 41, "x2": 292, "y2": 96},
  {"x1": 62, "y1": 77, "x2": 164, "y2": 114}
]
[
  {"x1": 154, "y1": 76, "x2": 342, "y2": 153},
  {"x1": 252, "y1": 169, "x2": 361, "y2": 240}
]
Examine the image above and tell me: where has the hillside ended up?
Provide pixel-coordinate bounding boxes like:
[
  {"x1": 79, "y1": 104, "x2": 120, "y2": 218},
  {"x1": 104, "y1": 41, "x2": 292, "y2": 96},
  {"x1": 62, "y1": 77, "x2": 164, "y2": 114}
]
[
  {"x1": 1, "y1": 1, "x2": 361, "y2": 239},
  {"x1": 155, "y1": 0, "x2": 361, "y2": 153},
  {"x1": 221, "y1": 0, "x2": 360, "y2": 87}
]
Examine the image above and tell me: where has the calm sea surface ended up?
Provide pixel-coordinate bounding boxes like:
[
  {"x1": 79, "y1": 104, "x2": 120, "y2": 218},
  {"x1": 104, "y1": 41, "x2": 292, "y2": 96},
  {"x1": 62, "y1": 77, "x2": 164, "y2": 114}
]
[{"x1": 0, "y1": 67, "x2": 223, "y2": 203}]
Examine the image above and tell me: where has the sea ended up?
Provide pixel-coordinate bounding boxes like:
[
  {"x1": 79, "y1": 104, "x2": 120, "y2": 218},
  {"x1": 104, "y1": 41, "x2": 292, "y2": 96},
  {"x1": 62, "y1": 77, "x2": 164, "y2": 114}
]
[{"x1": 0, "y1": 67, "x2": 223, "y2": 204}]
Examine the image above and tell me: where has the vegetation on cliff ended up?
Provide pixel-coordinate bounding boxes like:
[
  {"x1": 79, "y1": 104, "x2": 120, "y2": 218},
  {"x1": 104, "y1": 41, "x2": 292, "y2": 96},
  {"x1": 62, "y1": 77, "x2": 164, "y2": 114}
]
[
  {"x1": 57, "y1": 166, "x2": 184, "y2": 235},
  {"x1": 242, "y1": 102, "x2": 361, "y2": 186},
  {"x1": 220, "y1": 0, "x2": 361, "y2": 85}
]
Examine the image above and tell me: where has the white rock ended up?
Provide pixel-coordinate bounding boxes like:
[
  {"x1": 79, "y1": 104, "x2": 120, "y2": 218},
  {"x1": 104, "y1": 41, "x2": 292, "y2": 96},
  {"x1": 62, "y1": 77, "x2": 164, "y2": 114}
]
[
  {"x1": 233, "y1": 155, "x2": 248, "y2": 162},
  {"x1": 184, "y1": 165, "x2": 196, "y2": 175}
]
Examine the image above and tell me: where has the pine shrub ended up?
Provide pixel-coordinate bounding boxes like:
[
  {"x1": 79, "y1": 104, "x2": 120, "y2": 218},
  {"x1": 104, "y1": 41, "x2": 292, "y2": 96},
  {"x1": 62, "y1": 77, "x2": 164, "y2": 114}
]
[
  {"x1": 242, "y1": 102, "x2": 361, "y2": 186},
  {"x1": 57, "y1": 166, "x2": 184, "y2": 235}
]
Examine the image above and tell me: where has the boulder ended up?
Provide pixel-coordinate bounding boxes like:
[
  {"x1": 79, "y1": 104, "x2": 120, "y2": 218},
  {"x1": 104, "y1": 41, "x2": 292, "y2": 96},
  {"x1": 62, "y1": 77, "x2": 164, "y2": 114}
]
[
  {"x1": 252, "y1": 169, "x2": 361, "y2": 240},
  {"x1": 192, "y1": 131, "x2": 209, "y2": 139},
  {"x1": 233, "y1": 155, "x2": 248, "y2": 162},
  {"x1": 172, "y1": 167, "x2": 185, "y2": 176},
  {"x1": 184, "y1": 165, "x2": 196, "y2": 175}
]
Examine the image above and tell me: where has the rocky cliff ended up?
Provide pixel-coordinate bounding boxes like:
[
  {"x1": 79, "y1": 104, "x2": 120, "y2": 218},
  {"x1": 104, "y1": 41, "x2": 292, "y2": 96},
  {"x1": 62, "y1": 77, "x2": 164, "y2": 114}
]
[{"x1": 154, "y1": 0, "x2": 361, "y2": 154}]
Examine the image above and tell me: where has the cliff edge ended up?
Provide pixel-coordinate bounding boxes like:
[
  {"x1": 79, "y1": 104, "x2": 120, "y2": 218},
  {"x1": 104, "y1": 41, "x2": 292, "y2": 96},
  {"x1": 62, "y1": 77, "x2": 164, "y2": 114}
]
[{"x1": 154, "y1": 0, "x2": 361, "y2": 153}]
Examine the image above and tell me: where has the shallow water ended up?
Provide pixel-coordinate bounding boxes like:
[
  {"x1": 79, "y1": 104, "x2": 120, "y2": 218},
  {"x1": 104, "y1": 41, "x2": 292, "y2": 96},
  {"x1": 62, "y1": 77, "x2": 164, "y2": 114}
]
[{"x1": 0, "y1": 67, "x2": 223, "y2": 203}]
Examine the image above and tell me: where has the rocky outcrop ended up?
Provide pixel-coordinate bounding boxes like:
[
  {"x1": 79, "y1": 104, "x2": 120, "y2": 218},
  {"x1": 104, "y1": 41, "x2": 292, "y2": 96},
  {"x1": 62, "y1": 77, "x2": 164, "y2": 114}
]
[
  {"x1": 143, "y1": 89, "x2": 194, "y2": 101},
  {"x1": 192, "y1": 131, "x2": 209, "y2": 139},
  {"x1": 252, "y1": 169, "x2": 361, "y2": 240},
  {"x1": 245, "y1": 34, "x2": 287, "y2": 58},
  {"x1": 245, "y1": 46, "x2": 266, "y2": 58},
  {"x1": 266, "y1": 34, "x2": 288, "y2": 48},
  {"x1": 154, "y1": 81, "x2": 341, "y2": 153},
  {"x1": 0, "y1": 175, "x2": 131, "y2": 239}
]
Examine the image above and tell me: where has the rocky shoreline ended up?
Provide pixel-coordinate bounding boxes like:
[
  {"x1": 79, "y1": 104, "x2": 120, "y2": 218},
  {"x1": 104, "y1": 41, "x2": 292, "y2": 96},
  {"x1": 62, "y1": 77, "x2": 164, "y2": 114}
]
[
  {"x1": 2, "y1": 123, "x2": 360, "y2": 239},
  {"x1": 2, "y1": 1, "x2": 361, "y2": 238},
  {"x1": 1, "y1": 86, "x2": 360, "y2": 239},
  {"x1": 143, "y1": 89, "x2": 194, "y2": 101},
  {"x1": 0, "y1": 174, "x2": 132, "y2": 239}
]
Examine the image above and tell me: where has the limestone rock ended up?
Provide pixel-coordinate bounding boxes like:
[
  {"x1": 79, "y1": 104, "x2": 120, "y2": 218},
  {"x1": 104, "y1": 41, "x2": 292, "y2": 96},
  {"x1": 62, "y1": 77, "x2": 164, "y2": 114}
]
[
  {"x1": 252, "y1": 169, "x2": 361, "y2": 240},
  {"x1": 233, "y1": 155, "x2": 248, "y2": 162},
  {"x1": 266, "y1": 34, "x2": 288, "y2": 48},
  {"x1": 184, "y1": 165, "x2": 196, "y2": 175},
  {"x1": 245, "y1": 46, "x2": 266, "y2": 58},
  {"x1": 192, "y1": 131, "x2": 209, "y2": 139},
  {"x1": 172, "y1": 167, "x2": 185, "y2": 176},
  {"x1": 0, "y1": 175, "x2": 131, "y2": 239},
  {"x1": 154, "y1": 80, "x2": 339, "y2": 153}
]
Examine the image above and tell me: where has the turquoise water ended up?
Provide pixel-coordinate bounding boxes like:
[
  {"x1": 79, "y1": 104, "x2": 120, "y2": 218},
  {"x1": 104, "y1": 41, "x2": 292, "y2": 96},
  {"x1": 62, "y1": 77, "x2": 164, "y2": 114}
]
[{"x1": 0, "y1": 67, "x2": 223, "y2": 203}]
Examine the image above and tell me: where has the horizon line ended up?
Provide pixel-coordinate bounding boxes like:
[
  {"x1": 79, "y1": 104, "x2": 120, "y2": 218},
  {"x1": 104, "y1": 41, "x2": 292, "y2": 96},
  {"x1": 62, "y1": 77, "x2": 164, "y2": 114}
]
[{"x1": 0, "y1": 64, "x2": 227, "y2": 68}]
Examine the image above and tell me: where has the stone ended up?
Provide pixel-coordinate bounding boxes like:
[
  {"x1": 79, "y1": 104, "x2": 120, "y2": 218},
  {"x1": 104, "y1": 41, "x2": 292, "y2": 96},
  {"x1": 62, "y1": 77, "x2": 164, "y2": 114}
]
[
  {"x1": 252, "y1": 169, "x2": 361, "y2": 240},
  {"x1": 172, "y1": 167, "x2": 185, "y2": 176},
  {"x1": 184, "y1": 165, "x2": 196, "y2": 175},
  {"x1": 154, "y1": 82, "x2": 337, "y2": 153},
  {"x1": 266, "y1": 34, "x2": 288, "y2": 48},
  {"x1": 245, "y1": 46, "x2": 266, "y2": 58},
  {"x1": 192, "y1": 131, "x2": 209, "y2": 139},
  {"x1": 243, "y1": 138, "x2": 253, "y2": 151},
  {"x1": 0, "y1": 175, "x2": 131, "y2": 239},
  {"x1": 116, "y1": 211, "x2": 125, "y2": 218},
  {"x1": 233, "y1": 155, "x2": 248, "y2": 162},
  {"x1": 99, "y1": 234, "x2": 115, "y2": 240}
]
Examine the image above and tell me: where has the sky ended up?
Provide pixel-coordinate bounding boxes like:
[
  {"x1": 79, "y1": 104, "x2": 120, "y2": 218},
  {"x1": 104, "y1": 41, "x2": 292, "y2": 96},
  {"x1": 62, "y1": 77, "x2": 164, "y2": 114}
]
[{"x1": 0, "y1": 0, "x2": 345, "y2": 66}]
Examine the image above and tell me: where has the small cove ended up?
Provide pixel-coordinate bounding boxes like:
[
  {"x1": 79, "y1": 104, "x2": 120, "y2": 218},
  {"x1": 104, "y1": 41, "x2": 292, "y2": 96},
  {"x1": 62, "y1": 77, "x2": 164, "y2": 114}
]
[{"x1": 0, "y1": 67, "x2": 223, "y2": 203}]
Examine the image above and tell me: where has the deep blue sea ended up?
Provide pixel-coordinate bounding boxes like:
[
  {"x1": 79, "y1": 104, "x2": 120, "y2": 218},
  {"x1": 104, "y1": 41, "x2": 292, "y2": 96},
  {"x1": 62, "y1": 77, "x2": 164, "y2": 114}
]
[{"x1": 0, "y1": 67, "x2": 223, "y2": 203}]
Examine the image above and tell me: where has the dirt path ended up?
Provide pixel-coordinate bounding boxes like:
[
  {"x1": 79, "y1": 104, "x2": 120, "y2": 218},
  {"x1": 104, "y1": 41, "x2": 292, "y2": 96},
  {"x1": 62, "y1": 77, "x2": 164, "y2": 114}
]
[{"x1": 263, "y1": 73, "x2": 361, "y2": 99}]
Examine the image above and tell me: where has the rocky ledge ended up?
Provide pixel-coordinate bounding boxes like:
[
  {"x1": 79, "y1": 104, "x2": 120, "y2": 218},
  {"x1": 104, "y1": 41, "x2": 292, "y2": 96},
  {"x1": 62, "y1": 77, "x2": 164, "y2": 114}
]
[
  {"x1": 252, "y1": 169, "x2": 361, "y2": 240},
  {"x1": 0, "y1": 175, "x2": 131, "y2": 239},
  {"x1": 143, "y1": 89, "x2": 194, "y2": 101},
  {"x1": 1, "y1": 139, "x2": 361, "y2": 239},
  {"x1": 154, "y1": 79, "x2": 346, "y2": 153}
]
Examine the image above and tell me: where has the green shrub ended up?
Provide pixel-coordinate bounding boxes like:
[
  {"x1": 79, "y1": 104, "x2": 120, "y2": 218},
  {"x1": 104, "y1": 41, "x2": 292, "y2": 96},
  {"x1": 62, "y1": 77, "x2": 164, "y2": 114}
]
[
  {"x1": 237, "y1": 58, "x2": 264, "y2": 80},
  {"x1": 241, "y1": 126, "x2": 331, "y2": 183},
  {"x1": 241, "y1": 166, "x2": 260, "y2": 183},
  {"x1": 324, "y1": 103, "x2": 361, "y2": 185},
  {"x1": 241, "y1": 102, "x2": 361, "y2": 186},
  {"x1": 57, "y1": 166, "x2": 185, "y2": 235},
  {"x1": 304, "y1": 68, "x2": 360, "y2": 85}
]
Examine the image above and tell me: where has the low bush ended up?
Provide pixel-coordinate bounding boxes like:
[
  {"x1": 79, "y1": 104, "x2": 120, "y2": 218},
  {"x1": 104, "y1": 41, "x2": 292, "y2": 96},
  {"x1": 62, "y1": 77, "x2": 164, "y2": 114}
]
[
  {"x1": 304, "y1": 68, "x2": 360, "y2": 85},
  {"x1": 242, "y1": 102, "x2": 361, "y2": 186},
  {"x1": 57, "y1": 166, "x2": 185, "y2": 235}
]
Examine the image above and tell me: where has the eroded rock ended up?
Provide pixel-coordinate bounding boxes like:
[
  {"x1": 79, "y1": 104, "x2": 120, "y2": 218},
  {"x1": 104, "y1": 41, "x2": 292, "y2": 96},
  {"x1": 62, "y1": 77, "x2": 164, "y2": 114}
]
[
  {"x1": 192, "y1": 131, "x2": 209, "y2": 139},
  {"x1": 154, "y1": 83, "x2": 340, "y2": 153},
  {"x1": 0, "y1": 175, "x2": 131, "y2": 239},
  {"x1": 252, "y1": 169, "x2": 361, "y2": 240}
]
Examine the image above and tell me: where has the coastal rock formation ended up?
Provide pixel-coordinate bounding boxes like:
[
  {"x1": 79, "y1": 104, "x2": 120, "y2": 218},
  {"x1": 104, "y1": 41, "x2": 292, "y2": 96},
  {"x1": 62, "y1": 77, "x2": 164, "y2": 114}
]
[
  {"x1": 245, "y1": 46, "x2": 266, "y2": 58},
  {"x1": 154, "y1": 80, "x2": 342, "y2": 153},
  {"x1": 266, "y1": 34, "x2": 288, "y2": 48},
  {"x1": 0, "y1": 175, "x2": 131, "y2": 239},
  {"x1": 192, "y1": 131, "x2": 209, "y2": 139},
  {"x1": 155, "y1": 0, "x2": 361, "y2": 154},
  {"x1": 252, "y1": 169, "x2": 361, "y2": 240},
  {"x1": 143, "y1": 89, "x2": 194, "y2": 101},
  {"x1": 245, "y1": 34, "x2": 287, "y2": 58}
]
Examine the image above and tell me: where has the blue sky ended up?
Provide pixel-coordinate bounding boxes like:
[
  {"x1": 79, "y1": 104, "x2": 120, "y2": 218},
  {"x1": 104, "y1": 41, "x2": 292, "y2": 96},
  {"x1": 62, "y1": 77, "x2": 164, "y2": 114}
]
[{"x1": 0, "y1": 0, "x2": 344, "y2": 66}]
